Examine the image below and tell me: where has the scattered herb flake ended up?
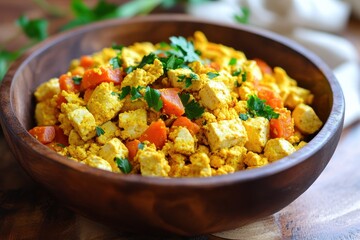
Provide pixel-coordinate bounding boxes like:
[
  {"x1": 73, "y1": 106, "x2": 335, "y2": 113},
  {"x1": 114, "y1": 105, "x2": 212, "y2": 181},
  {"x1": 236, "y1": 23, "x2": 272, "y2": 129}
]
[
  {"x1": 207, "y1": 72, "x2": 220, "y2": 79},
  {"x1": 138, "y1": 142, "x2": 145, "y2": 150},
  {"x1": 130, "y1": 86, "x2": 143, "y2": 100},
  {"x1": 229, "y1": 57, "x2": 237, "y2": 66},
  {"x1": 72, "y1": 76, "x2": 82, "y2": 85},
  {"x1": 169, "y1": 36, "x2": 200, "y2": 63},
  {"x1": 246, "y1": 95, "x2": 279, "y2": 120},
  {"x1": 112, "y1": 43, "x2": 124, "y2": 50},
  {"x1": 239, "y1": 113, "x2": 249, "y2": 121},
  {"x1": 144, "y1": 86, "x2": 163, "y2": 111},
  {"x1": 115, "y1": 157, "x2": 132, "y2": 174},
  {"x1": 232, "y1": 69, "x2": 241, "y2": 76},
  {"x1": 179, "y1": 93, "x2": 204, "y2": 120},
  {"x1": 242, "y1": 71, "x2": 247, "y2": 82},
  {"x1": 95, "y1": 126, "x2": 105, "y2": 136},
  {"x1": 109, "y1": 56, "x2": 121, "y2": 69}
]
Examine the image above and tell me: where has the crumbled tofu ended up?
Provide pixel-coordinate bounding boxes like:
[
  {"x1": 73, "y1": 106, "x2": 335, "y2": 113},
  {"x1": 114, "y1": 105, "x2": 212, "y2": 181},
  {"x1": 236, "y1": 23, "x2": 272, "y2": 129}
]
[
  {"x1": 67, "y1": 145, "x2": 88, "y2": 160},
  {"x1": 244, "y1": 151, "x2": 269, "y2": 167},
  {"x1": 67, "y1": 107, "x2": 96, "y2": 141},
  {"x1": 168, "y1": 153, "x2": 187, "y2": 177},
  {"x1": 292, "y1": 103, "x2": 323, "y2": 134},
  {"x1": 121, "y1": 47, "x2": 142, "y2": 68},
  {"x1": 188, "y1": 152, "x2": 212, "y2": 177},
  {"x1": 137, "y1": 145, "x2": 170, "y2": 177},
  {"x1": 83, "y1": 155, "x2": 112, "y2": 171},
  {"x1": 199, "y1": 80, "x2": 232, "y2": 110},
  {"x1": 118, "y1": 109, "x2": 148, "y2": 140},
  {"x1": 215, "y1": 165, "x2": 235, "y2": 175},
  {"x1": 68, "y1": 129, "x2": 86, "y2": 146},
  {"x1": 121, "y1": 58, "x2": 163, "y2": 88},
  {"x1": 206, "y1": 118, "x2": 248, "y2": 151},
  {"x1": 96, "y1": 121, "x2": 120, "y2": 144},
  {"x1": 167, "y1": 68, "x2": 203, "y2": 90},
  {"x1": 34, "y1": 78, "x2": 60, "y2": 102},
  {"x1": 169, "y1": 127, "x2": 196, "y2": 155},
  {"x1": 129, "y1": 42, "x2": 155, "y2": 56},
  {"x1": 242, "y1": 117, "x2": 270, "y2": 153},
  {"x1": 87, "y1": 82, "x2": 123, "y2": 125},
  {"x1": 264, "y1": 138, "x2": 296, "y2": 162},
  {"x1": 35, "y1": 99, "x2": 59, "y2": 126},
  {"x1": 98, "y1": 138, "x2": 129, "y2": 172},
  {"x1": 120, "y1": 96, "x2": 147, "y2": 112}
]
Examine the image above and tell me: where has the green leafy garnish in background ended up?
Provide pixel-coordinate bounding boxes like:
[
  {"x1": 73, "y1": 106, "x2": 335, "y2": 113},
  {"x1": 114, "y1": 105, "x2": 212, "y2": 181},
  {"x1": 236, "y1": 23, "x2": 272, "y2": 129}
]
[
  {"x1": 17, "y1": 15, "x2": 48, "y2": 41},
  {"x1": 234, "y1": 6, "x2": 250, "y2": 24}
]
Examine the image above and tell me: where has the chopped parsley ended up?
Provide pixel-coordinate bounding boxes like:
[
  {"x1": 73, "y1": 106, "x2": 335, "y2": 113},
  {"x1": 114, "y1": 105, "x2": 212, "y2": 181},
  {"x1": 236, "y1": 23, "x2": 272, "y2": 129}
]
[
  {"x1": 130, "y1": 86, "x2": 143, "y2": 100},
  {"x1": 72, "y1": 76, "x2": 82, "y2": 85},
  {"x1": 109, "y1": 56, "x2": 121, "y2": 69},
  {"x1": 111, "y1": 43, "x2": 124, "y2": 51},
  {"x1": 159, "y1": 54, "x2": 185, "y2": 71},
  {"x1": 126, "y1": 53, "x2": 156, "y2": 73},
  {"x1": 144, "y1": 86, "x2": 163, "y2": 111},
  {"x1": 207, "y1": 72, "x2": 220, "y2": 79},
  {"x1": 177, "y1": 73, "x2": 198, "y2": 88},
  {"x1": 95, "y1": 126, "x2": 105, "y2": 136},
  {"x1": 115, "y1": 157, "x2": 132, "y2": 174},
  {"x1": 179, "y1": 93, "x2": 204, "y2": 120},
  {"x1": 229, "y1": 57, "x2": 237, "y2": 66},
  {"x1": 168, "y1": 36, "x2": 200, "y2": 63},
  {"x1": 241, "y1": 95, "x2": 279, "y2": 120},
  {"x1": 138, "y1": 142, "x2": 145, "y2": 150}
]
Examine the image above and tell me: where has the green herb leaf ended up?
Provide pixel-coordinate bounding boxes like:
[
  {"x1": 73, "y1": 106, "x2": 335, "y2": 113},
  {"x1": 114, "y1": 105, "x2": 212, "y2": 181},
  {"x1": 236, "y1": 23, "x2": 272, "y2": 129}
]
[
  {"x1": 130, "y1": 86, "x2": 143, "y2": 100},
  {"x1": 246, "y1": 95, "x2": 279, "y2": 120},
  {"x1": 207, "y1": 72, "x2": 219, "y2": 79},
  {"x1": 232, "y1": 69, "x2": 241, "y2": 76},
  {"x1": 234, "y1": 6, "x2": 250, "y2": 24},
  {"x1": 0, "y1": 50, "x2": 22, "y2": 82},
  {"x1": 115, "y1": 86, "x2": 131, "y2": 100},
  {"x1": 239, "y1": 113, "x2": 249, "y2": 121},
  {"x1": 144, "y1": 86, "x2": 163, "y2": 111},
  {"x1": 72, "y1": 76, "x2": 82, "y2": 85},
  {"x1": 111, "y1": 43, "x2": 124, "y2": 50},
  {"x1": 16, "y1": 15, "x2": 48, "y2": 41},
  {"x1": 109, "y1": 56, "x2": 121, "y2": 69},
  {"x1": 229, "y1": 57, "x2": 237, "y2": 66},
  {"x1": 159, "y1": 54, "x2": 184, "y2": 71},
  {"x1": 177, "y1": 72, "x2": 198, "y2": 88},
  {"x1": 138, "y1": 53, "x2": 156, "y2": 69},
  {"x1": 169, "y1": 36, "x2": 200, "y2": 63},
  {"x1": 115, "y1": 157, "x2": 132, "y2": 174},
  {"x1": 95, "y1": 126, "x2": 105, "y2": 136},
  {"x1": 241, "y1": 71, "x2": 247, "y2": 82},
  {"x1": 179, "y1": 93, "x2": 204, "y2": 120}
]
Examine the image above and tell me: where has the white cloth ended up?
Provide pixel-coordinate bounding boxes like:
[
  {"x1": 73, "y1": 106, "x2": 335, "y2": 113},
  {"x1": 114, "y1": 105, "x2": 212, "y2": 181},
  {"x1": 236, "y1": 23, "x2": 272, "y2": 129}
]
[{"x1": 187, "y1": 0, "x2": 360, "y2": 127}]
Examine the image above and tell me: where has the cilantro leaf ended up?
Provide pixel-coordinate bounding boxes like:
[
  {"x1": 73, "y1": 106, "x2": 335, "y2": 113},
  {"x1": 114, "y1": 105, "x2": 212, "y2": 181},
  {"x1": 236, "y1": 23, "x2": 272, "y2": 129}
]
[
  {"x1": 109, "y1": 56, "x2": 121, "y2": 69},
  {"x1": 159, "y1": 54, "x2": 184, "y2": 71},
  {"x1": 177, "y1": 72, "x2": 198, "y2": 88},
  {"x1": 72, "y1": 76, "x2": 82, "y2": 85},
  {"x1": 130, "y1": 86, "x2": 143, "y2": 100},
  {"x1": 112, "y1": 86, "x2": 131, "y2": 100},
  {"x1": 207, "y1": 72, "x2": 219, "y2": 79},
  {"x1": 95, "y1": 126, "x2": 105, "y2": 136},
  {"x1": 115, "y1": 157, "x2": 132, "y2": 174},
  {"x1": 144, "y1": 86, "x2": 163, "y2": 111},
  {"x1": 179, "y1": 93, "x2": 204, "y2": 120},
  {"x1": 246, "y1": 95, "x2": 279, "y2": 120},
  {"x1": 17, "y1": 15, "x2": 48, "y2": 41},
  {"x1": 126, "y1": 53, "x2": 156, "y2": 73},
  {"x1": 169, "y1": 36, "x2": 200, "y2": 63}
]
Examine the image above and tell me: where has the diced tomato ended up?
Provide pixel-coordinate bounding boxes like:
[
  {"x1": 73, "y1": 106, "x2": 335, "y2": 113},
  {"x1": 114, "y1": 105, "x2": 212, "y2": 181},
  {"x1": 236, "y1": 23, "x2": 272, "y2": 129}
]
[
  {"x1": 253, "y1": 58, "x2": 273, "y2": 74},
  {"x1": 83, "y1": 88, "x2": 94, "y2": 102},
  {"x1": 29, "y1": 126, "x2": 56, "y2": 144},
  {"x1": 257, "y1": 86, "x2": 283, "y2": 109},
  {"x1": 159, "y1": 88, "x2": 185, "y2": 116},
  {"x1": 126, "y1": 139, "x2": 141, "y2": 160},
  {"x1": 81, "y1": 67, "x2": 122, "y2": 90},
  {"x1": 172, "y1": 116, "x2": 200, "y2": 135},
  {"x1": 59, "y1": 74, "x2": 81, "y2": 93},
  {"x1": 53, "y1": 126, "x2": 69, "y2": 146},
  {"x1": 139, "y1": 119, "x2": 167, "y2": 149},
  {"x1": 79, "y1": 55, "x2": 94, "y2": 69},
  {"x1": 270, "y1": 108, "x2": 294, "y2": 139},
  {"x1": 56, "y1": 94, "x2": 67, "y2": 109}
]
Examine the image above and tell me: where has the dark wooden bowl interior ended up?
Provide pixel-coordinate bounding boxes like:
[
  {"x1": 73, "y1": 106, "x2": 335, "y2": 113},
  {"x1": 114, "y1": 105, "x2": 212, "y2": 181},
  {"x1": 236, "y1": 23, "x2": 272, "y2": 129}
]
[{"x1": 0, "y1": 15, "x2": 344, "y2": 236}]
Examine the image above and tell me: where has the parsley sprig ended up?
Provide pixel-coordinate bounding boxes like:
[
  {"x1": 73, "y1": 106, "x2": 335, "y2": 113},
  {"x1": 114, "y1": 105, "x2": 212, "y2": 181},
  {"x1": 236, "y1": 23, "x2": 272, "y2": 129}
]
[
  {"x1": 115, "y1": 157, "x2": 132, "y2": 174},
  {"x1": 144, "y1": 86, "x2": 163, "y2": 111},
  {"x1": 240, "y1": 95, "x2": 279, "y2": 120},
  {"x1": 95, "y1": 126, "x2": 105, "y2": 136},
  {"x1": 179, "y1": 93, "x2": 204, "y2": 120},
  {"x1": 177, "y1": 72, "x2": 199, "y2": 88}
]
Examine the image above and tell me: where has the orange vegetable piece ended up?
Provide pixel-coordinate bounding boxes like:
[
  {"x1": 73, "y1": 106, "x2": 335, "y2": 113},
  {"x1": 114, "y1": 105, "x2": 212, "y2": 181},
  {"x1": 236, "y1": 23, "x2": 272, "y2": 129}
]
[
  {"x1": 53, "y1": 126, "x2": 69, "y2": 147},
  {"x1": 139, "y1": 119, "x2": 167, "y2": 149},
  {"x1": 172, "y1": 116, "x2": 200, "y2": 135},
  {"x1": 270, "y1": 108, "x2": 294, "y2": 139},
  {"x1": 79, "y1": 55, "x2": 94, "y2": 69},
  {"x1": 83, "y1": 88, "x2": 94, "y2": 102},
  {"x1": 29, "y1": 126, "x2": 56, "y2": 144},
  {"x1": 257, "y1": 86, "x2": 283, "y2": 109},
  {"x1": 253, "y1": 58, "x2": 273, "y2": 74},
  {"x1": 56, "y1": 94, "x2": 67, "y2": 109},
  {"x1": 126, "y1": 139, "x2": 141, "y2": 161},
  {"x1": 59, "y1": 74, "x2": 80, "y2": 93},
  {"x1": 159, "y1": 88, "x2": 185, "y2": 116},
  {"x1": 81, "y1": 67, "x2": 122, "y2": 90}
]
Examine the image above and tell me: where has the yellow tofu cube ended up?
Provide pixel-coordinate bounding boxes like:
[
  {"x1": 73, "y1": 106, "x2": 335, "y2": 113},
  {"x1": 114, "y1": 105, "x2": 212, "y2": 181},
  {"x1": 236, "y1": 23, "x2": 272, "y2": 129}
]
[
  {"x1": 169, "y1": 127, "x2": 195, "y2": 155},
  {"x1": 264, "y1": 138, "x2": 296, "y2": 162},
  {"x1": 199, "y1": 80, "x2": 232, "y2": 110},
  {"x1": 292, "y1": 103, "x2": 323, "y2": 134},
  {"x1": 35, "y1": 99, "x2": 59, "y2": 126},
  {"x1": 98, "y1": 138, "x2": 129, "y2": 172},
  {"x1": 34, "y1": 78, "x2": 60, "y2": 102},
  {"x1": 137, "y1": 146, "x2": 170, "y2": 177},
  {"x1": 167, "y1": 68, "x2": 203, "y2": 91},
  {"x1": 206, "y1": 118, "x2": 248, "y2": 151},
  {"x1": 83, "y1": 155, "x2": 112, "y2": 171},
  {"x1": 242, "y1": 117, "x2": 270, "y2": 153},
  {"x1": 96, "y1": 121, "x2": 119, "y2": 144},
  {"x1": 118, "y1": 109, "x2": 148, "y2": 140},
  {"x1": 67, "y1": 107, "x2": 96, "y2": 141}
]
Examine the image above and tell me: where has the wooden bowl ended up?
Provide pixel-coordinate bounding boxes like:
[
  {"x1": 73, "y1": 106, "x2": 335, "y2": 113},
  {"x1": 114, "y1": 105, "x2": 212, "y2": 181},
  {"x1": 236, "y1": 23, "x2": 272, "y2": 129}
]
[{"x1": 0, "y1": 15, "x2": 344, "y2": 236}]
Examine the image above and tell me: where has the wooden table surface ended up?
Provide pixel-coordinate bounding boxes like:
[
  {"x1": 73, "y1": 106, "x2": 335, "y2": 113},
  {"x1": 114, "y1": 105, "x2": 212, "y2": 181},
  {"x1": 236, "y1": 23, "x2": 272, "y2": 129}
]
[{"x1": 1, "y1": 1, "x2": 360, "y2": 239}]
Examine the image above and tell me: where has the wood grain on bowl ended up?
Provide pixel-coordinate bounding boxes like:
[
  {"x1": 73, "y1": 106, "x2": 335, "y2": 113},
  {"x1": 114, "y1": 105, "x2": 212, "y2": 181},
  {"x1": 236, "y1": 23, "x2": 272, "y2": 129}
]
[{"x1": 0, "y1": 15, "x2": 344, "y2": 236}]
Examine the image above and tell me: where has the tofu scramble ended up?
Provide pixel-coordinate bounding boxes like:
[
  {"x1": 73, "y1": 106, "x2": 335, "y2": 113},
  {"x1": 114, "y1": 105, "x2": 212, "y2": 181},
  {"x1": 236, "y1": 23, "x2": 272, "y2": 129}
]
[{"x1": 29, "y1": 31, "x2": 323, "y2": 177}]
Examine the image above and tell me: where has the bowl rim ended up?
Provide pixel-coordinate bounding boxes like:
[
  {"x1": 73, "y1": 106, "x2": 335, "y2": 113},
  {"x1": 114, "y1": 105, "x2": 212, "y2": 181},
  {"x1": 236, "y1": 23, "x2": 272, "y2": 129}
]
[{"x1": 0, "y1": 14, "x2": 345, "y2": 187}]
